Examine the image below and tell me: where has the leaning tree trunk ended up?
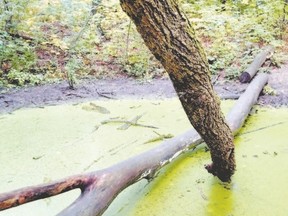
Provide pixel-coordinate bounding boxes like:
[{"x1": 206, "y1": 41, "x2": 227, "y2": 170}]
[{"x1": 120, "y1": 0, "x2": 235, "y2": 182}]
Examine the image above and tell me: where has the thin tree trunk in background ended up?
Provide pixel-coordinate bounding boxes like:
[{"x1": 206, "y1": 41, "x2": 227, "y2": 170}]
[
  {"x1": 3, "y1": 0, "x2": 13, "y2": 32},
  {"x1": 120, "y1": 0, "x2": 235, "y2": 182}
]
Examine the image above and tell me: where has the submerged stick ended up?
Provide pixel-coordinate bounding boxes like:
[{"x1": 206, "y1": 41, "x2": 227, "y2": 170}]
[
  {"x1": 117, "y1": 114, "x2": 143, "y2": 130},
  {"x1": 0, "y1": 74, "x2": 268, "y2": 215}
]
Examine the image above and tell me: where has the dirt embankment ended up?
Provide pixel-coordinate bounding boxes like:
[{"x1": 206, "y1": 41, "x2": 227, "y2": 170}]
[{"x1": 0, "y1": 65, "x2": 288, "y2": 114}]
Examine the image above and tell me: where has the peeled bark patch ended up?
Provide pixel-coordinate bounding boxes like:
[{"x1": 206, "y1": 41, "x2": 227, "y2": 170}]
[{"x1": 120, "y1": 0, "x2": 235, "y2": 181}]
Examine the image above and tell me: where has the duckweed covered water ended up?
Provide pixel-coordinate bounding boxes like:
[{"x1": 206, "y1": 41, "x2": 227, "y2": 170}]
[{"x1": 0, "y1": 99, "x2": 287, "y2": 215}]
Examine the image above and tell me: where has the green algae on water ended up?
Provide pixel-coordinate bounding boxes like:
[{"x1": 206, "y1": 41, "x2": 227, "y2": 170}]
[{"x1": 0, "y1": 100, "x2": 288, "y2": 216}]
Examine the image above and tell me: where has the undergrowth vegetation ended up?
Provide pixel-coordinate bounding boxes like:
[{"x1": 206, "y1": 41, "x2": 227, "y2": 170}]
[{"x1": 0, "y1": 0, "x2": 287, "y2": 87}]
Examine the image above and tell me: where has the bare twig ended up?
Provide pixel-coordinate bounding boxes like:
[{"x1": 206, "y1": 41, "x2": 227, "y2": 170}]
[
  {"x1": 118, "y1": 114, "x2": 144, "y2": 130},
  {"x1": 125, "y1": 20, "x2": 132, "y2": 63},
  {"x1": 238, "y1": 121, "x2": 287, "y2": 136},
  {"x1": 144, "y1": 131, "x2": 174, "y2": 143},
  {"x1": 101, "y1": 118, "x2": 158, "y2": 129}
]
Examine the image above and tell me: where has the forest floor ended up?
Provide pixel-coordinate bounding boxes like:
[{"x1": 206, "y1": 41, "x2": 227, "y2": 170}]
[{"x1": 0, "y1": 63, "x2": 288, "y2": 114}]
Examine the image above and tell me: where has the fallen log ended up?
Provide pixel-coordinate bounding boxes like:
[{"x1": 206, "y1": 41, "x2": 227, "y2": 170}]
[
  {"x1": 227, "y1": 73, "x2": 269, "y2": 133},
  {"x1": 239, "y1": 46, "x2": 274, "y2": 83},
  {"x1": 219, "y1": 93, "x2": 241, "y2": 100},
  {"x1": 0, "y1": 73, "x2": 268, "y2": 216}
]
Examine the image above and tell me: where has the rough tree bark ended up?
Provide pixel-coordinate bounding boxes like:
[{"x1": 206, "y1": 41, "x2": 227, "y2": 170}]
[{"x1": 120, "y1": 0, "x2": 235, "y2": 181}]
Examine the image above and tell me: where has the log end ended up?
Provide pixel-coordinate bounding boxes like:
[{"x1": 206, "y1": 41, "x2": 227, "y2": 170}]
[
  {"x1": 205, "y1": 146, "x2": 236, "y2": 183},
  {"x1": 239, "y1": 72, "x2": 251, "y2": 83},
  {"x1": 205, "y1": 162, "x2": 235, "y2": 182}
]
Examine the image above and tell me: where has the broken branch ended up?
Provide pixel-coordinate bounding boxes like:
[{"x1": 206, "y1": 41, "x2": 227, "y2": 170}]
[{"x1": 101, "y1": 115, "x2": 158, "y2": 129}]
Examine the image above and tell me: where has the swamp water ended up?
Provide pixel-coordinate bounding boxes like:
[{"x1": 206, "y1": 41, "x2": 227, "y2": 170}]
[{"x1": 0, "y1": 99, "x2": 287, "y2": 216}]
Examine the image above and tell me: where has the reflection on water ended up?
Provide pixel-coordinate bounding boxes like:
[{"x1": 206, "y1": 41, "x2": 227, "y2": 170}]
[{"x1": 206, "y1": 179, "x2": 234, "y2": 216}]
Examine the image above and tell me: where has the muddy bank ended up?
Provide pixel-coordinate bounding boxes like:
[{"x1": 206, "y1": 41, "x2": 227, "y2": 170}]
[{"x1": 1, "y1": 67, "x2": 288, "y2": 114}]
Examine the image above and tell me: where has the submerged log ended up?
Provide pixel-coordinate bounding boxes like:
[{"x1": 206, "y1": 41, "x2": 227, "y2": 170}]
[
  {"x1": 0, "y1": 74, "x2": 268, "y2": 216},
  {"x1": 239, "y1": 46, "x2": 274, "y2": 83}
]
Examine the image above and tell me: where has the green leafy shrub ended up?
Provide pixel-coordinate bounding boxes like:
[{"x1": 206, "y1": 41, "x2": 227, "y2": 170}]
[
  {"x1": 0, "y1": 0, "x2": 287, "y2": 86},
  {"x1": 182, "y1": 0, "x2": 288, "y2": 78},
  {"x1": 0, "y1": 32, "x2": 40, "y2": 86},
  {"x1": 7, "y1": 69, "x2": 42, "y2": 86}
]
